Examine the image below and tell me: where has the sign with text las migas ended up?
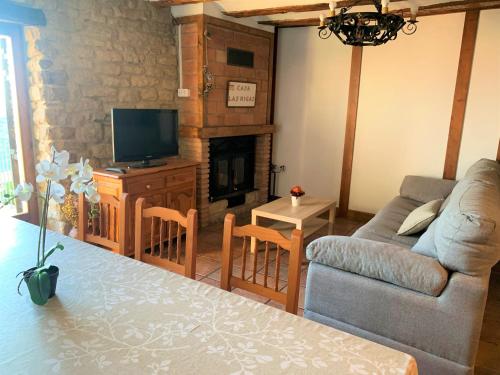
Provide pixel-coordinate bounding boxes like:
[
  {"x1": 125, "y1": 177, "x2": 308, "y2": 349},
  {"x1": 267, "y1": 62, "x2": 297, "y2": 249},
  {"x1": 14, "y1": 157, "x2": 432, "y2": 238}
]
[{"x1": 227, "y1": 81, "x2": 256, "y2": 108}]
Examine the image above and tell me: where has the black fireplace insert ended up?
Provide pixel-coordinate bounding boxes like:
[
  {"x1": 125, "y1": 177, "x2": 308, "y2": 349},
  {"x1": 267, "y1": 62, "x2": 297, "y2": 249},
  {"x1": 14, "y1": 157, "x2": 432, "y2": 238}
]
[{"x1": 209, "y1": 136, "x2": 255, "y2": 203}]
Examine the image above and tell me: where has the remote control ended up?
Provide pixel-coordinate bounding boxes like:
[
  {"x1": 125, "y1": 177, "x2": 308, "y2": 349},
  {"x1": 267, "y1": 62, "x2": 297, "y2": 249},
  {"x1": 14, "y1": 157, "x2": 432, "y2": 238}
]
[{"x1": 105, "y1": 167, "x2": 127, "y2": 174}]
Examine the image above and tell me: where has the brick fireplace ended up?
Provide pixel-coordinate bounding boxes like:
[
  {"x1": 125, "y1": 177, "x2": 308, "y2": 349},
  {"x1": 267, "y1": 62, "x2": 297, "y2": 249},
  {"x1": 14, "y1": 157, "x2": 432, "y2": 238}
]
[{"x1": 176, "y1": 15, "x2": 275, "y2": 227}]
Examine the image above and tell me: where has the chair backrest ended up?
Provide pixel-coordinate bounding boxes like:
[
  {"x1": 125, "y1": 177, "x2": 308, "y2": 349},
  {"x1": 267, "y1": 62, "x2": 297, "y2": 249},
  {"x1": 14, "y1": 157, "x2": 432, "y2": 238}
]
[
  {"x1": 220, "y1": 213, "x2": 304, "y2": 314},
  {"x1": 78, "y1": 192, "x2": 129, "y2": 255},
  {"x1": 134, "y1": 197, "x2": 198, "y2": 279}
]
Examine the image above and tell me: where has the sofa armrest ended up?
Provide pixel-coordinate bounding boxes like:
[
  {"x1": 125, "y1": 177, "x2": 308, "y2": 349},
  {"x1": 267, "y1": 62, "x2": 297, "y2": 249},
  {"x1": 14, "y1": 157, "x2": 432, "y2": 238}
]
[
  {"x1": 306, "y1": 236, "x2": 449, "y2": 296},
  {"x1": 400, "y1": 175, "x2": 457, "y2": 203}
]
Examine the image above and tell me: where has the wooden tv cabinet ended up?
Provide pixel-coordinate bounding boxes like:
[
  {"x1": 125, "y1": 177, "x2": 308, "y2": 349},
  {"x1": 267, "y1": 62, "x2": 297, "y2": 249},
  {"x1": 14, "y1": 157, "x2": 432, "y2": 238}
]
[{"x1": 92, "y1": 159, "x2": 198, "y2": 256}]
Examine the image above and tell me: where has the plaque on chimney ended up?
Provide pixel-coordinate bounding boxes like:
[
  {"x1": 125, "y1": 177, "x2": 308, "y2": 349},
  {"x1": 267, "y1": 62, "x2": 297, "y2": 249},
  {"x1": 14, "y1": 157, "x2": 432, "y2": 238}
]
[{"x1": 227, "y1": 81, "x2": 257, "y2": 108}]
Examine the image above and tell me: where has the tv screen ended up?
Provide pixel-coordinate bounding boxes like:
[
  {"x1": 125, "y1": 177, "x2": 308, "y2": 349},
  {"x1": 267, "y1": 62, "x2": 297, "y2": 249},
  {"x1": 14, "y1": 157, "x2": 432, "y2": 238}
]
[{"x1": 112, "y1": 108, "x2": 179, "y2": 163}]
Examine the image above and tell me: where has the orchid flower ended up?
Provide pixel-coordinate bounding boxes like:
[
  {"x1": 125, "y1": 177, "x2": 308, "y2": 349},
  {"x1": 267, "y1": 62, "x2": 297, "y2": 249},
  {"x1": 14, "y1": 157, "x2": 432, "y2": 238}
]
[
  {"x1": 36, "y1": 160, "x2": 67, "y2": 183},
  {"x1": 84, "y1": 181, "x2": 100, "y2": 204},
  {"x1": 13, "y1": 182, "x2": 34, "y2": 202},
  {"x1": 69, "y1": 177, "x2": 87, "y2": 194},
  {"x1": 51, "y1": 146, "x2": 69, "y2": 168},
  {"x1": 49, "y1": 182, "x2": 66, "y2": 204},
  {"x1": 73, "y1": 158, "x2": 93, "y2": 182}
]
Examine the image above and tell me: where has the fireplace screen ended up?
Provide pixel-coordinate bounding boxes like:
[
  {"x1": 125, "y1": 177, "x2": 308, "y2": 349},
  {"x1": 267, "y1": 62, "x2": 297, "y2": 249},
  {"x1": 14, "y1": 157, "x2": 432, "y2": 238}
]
[{"x1": 209, "y1": 136, "x2": 255, "y2": 202}]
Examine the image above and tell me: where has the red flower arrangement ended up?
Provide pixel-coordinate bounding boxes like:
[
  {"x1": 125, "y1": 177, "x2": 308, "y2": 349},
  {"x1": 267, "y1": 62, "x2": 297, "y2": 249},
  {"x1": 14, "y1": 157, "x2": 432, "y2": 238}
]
[{"x1": 290, "y1": 185, "x2": 305, "y2": 197}]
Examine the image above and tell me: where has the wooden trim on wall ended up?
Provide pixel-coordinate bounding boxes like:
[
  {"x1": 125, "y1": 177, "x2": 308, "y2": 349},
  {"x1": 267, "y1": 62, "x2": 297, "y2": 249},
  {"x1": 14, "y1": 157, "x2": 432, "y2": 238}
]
[
  {"x1": 338, "y1": 46, "x2": 363, "y2": 217},
  {"x1": 268, "y1": 27, "x2": 279, "y2": 200},
  {"x1": 443, "y1": 10, "x2": 480, "y2": 180},
  {"x1": 497, "y1": 139, "x2": 500, "y2": 162}
]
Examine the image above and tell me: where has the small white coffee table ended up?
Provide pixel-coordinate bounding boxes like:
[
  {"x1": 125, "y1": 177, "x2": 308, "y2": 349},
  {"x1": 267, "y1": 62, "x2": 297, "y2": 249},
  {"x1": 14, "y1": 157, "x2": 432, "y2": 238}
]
[{"x1": 251, "y1": 196, "x2": 336, "y2": 253}]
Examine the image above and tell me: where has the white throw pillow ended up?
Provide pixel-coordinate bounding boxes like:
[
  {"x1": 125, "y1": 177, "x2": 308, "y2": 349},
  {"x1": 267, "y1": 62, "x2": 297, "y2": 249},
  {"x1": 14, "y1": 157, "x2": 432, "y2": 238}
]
[{"x1": 397, "y1": 199, "x2": 443, "y2": 236}]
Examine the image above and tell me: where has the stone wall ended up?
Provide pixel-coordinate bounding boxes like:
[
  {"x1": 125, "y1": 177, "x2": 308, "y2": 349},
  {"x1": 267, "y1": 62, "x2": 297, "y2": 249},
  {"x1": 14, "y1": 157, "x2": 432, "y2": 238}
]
[{"x1": 19, "y1": 0, "x2": 179, "y2": 230}]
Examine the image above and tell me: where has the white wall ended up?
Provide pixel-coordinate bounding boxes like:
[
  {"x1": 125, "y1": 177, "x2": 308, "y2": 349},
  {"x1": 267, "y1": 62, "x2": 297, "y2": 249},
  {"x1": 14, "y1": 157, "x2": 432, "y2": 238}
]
[
  {"x1": 273, "y1": 27, "x2": 351, "y2": 200},
  {"x1": 350, "y1": 14, "x2": 463, "y2": 213},
  {"x1": 274, "y1": 12, "x2": 500, "y2": 213}
]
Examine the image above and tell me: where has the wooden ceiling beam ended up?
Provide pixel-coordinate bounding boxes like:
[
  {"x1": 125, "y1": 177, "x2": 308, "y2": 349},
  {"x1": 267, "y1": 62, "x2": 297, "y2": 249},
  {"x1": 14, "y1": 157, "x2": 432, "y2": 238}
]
[
  {"x1": 152, "y1": 0, "x2": 217, "y2": 7},
  {"x1": 223, "y1": 1, "x2": 403, "y2": 18},
  {"x1": 258, "y1": 0, "x2": 500, "y2": 27}
]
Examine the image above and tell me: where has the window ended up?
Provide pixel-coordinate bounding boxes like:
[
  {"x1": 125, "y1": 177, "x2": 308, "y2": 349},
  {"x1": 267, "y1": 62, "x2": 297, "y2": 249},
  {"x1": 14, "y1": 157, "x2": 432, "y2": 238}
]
[{"x1": 0, "y1": 23, "x2": 37, "y2": 222}]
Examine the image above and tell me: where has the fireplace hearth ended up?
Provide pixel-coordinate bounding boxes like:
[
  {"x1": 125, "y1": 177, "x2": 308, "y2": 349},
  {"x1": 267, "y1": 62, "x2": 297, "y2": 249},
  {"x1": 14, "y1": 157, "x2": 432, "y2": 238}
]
[{"x1": 209, "y1": 136, "x2": 255, "y2": 205}]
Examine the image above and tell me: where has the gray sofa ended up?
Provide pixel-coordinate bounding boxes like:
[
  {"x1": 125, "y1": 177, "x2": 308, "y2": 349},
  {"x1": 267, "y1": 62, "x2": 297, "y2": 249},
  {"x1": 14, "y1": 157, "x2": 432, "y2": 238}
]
[{"x1": 305, "y1": 159, "x2": 500, "y2": 375}]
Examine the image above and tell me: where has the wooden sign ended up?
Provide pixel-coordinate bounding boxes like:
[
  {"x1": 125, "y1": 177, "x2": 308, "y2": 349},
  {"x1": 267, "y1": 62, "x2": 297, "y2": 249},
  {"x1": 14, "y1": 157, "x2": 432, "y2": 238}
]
[{"x1": 227, "y1": 81, "x2": 256, "y2": 108}]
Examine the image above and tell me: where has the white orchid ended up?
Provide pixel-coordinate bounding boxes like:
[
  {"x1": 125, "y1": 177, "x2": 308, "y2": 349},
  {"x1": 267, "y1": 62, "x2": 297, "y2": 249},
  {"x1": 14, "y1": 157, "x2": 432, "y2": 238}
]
[
  {"x1": 49, "y1": 182, "x2": 66, "y2": 204},
  {"x1": 3, "y1": 147, "x2": 101, "y2": 290},
  {"x1": 36, "y1": 160, "x2": 67, "y2": 183},
  {"x1": 51, "y1": 146, "x2": 69, "y2": 168},
  {"x1": 84, "y1": 181, "x2": 100, "y2": 204},
  {"x1": 72, "y1": 158, "x2": 93, "y2": 182},
  {"x1": 13, "y1": 182, "x2": 34, "y2": 202},
  {"x1": 70, "y1": 176, "x2": 87, "y2": 194}
]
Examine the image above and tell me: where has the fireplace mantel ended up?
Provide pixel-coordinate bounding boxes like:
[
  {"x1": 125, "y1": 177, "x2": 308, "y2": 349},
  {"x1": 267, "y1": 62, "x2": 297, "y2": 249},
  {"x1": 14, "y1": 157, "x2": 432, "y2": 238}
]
[{"x1": 180, "y1": 124, "x2": 275, "y2": 139}]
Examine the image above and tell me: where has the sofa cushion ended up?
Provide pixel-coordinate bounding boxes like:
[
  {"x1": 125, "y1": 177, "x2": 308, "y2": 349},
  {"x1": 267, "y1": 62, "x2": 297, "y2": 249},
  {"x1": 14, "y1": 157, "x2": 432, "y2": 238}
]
[
  {"x1": 400, "y1": 176, "x2": 457, "y2": 203},
  {"x1": 307, "y1": 236, "x2": 449, "y2": 296},
  {"x1": 464, "y1": 158, "x2": 499, "y2": 180},
  {"x1": 435, "y1": 160, "x2": 500, "y2": 276},
  {"x1": 397, "y1": 199, "x2": 443, "y2": 236},
  {"x1": 353, "y1": 196, "x2": 421, "y2": 248},
  {"x1": 411, "y1": 219, "x2": 438, "y2": 258}
]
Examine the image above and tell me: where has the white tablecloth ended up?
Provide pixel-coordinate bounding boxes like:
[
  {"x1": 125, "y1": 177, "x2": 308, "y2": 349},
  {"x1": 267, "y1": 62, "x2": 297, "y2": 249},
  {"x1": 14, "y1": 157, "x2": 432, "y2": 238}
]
[{"x1": 0, "y1": 217, "x2": 417, "y2": 374}]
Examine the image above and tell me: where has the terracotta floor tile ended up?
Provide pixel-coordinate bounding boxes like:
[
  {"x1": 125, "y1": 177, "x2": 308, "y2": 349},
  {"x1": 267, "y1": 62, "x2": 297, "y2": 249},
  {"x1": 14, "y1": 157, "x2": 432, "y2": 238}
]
[
  {"x1": 195, "y1": 256, "x2": 222, "y2": 277},
  {"x1": 280, "y1": 285, "x2": 306, "y2": 309},
  {"x1": 300, "y1": 265, "x2": 309, "y2": 287}
]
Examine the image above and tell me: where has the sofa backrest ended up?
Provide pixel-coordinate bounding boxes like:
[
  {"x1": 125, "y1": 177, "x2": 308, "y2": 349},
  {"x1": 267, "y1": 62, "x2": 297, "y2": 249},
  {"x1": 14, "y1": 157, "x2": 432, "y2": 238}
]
[
  {"x1": 400, "y1": 176, "x2": 457, "y2": 203},
  {"x1": 435, "y1": 159, "x2": 500, "y2": 276}
]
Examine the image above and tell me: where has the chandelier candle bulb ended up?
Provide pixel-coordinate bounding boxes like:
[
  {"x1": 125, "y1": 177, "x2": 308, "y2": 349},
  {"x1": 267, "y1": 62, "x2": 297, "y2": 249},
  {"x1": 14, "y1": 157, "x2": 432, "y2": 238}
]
[
  {"x1": 319, "y1": 13, "x2": 325, "y2": 27},
  {"x1": 329, "y1": 1, "x2": 337, "y2": 16},
  {"x1": 409, "y1": 2, "x2": 419, "y2": 21},
  {"x1": 381, "y1": 0, "x2": 390, "y2": 14}
]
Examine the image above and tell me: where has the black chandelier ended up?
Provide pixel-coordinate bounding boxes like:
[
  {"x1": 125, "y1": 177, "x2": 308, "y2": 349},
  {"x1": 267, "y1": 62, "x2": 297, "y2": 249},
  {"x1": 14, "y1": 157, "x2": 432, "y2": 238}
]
[{"x1": 318, "y1": 0, "x2": 419, "y2": 46}]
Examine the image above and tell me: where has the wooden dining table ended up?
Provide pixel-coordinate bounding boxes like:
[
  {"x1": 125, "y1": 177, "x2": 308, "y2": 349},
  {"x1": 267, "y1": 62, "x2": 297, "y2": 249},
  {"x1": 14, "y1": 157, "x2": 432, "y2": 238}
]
[{"x1": 0, "y1": 216, "x2": 418, "y2": 374}]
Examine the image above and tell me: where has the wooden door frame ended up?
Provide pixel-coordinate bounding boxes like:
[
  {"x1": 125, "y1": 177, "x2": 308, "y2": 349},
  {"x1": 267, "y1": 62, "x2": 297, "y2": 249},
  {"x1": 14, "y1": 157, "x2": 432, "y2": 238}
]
[{"x1": 0, "y1": 22, "x2": 38, "y2": 223}]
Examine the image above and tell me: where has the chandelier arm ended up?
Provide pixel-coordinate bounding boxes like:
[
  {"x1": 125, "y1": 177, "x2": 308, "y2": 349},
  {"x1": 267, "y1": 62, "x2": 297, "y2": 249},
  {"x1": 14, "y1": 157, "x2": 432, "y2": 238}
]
[
  {"x1": 372, "y1": 0, "x2": 382, "y2": 14},
  {"x1": 319, "y1": 0, "x2": 417, "y2": 46}
]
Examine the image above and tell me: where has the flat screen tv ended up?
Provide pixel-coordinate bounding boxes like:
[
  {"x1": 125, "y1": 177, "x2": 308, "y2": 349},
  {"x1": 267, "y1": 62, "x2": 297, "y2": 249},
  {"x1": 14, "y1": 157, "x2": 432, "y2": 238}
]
[{"x1": 112, "y1": 108, "x2": 178, "y2": 167}]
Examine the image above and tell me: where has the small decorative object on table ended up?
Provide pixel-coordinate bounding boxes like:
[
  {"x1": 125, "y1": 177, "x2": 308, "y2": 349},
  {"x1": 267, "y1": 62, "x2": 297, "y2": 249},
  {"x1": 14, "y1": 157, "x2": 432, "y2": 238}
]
[
  {"x1": 290, "y1": 185, "x2": 305, "y2": 207},
  {"x1": 0, "y1": 146, "x2": 100, "y2": 306}
]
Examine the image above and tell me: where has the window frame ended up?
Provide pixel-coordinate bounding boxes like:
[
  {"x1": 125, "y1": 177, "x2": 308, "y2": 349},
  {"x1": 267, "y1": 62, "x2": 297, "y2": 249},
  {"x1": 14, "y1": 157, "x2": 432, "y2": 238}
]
[{"x1": 0, "y1": 22, "x2": 38, "y2": 224}]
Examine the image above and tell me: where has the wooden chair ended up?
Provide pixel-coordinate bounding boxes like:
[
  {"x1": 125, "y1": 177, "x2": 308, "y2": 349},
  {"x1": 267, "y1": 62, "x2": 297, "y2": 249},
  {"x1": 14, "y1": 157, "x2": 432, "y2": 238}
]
[
  {"x1": 134, "y1": 197, "x2": 198, "y2": 279},
  {"x1": 220, "y1": 213, "x2": 304, "y2": 314},
  {"x1": 78, "y1": 192, "x2": 129, "y2": 255}
]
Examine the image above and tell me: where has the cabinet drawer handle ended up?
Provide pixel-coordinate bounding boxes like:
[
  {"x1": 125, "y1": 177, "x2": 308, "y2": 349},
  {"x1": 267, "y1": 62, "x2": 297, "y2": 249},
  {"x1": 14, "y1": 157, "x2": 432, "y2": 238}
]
[{"x1": 146, "y1": 184, "x2": 151, "y2": 189}]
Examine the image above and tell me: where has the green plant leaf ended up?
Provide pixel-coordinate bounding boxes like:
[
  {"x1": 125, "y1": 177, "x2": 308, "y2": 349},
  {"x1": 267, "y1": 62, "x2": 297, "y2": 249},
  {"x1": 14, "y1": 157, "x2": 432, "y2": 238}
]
[
  {"x1": 42, "y1": 242, "x2": 64, "y2": 265},
  {"x1": 27, "y1": 271, "x2": 50, "y2": 305}
]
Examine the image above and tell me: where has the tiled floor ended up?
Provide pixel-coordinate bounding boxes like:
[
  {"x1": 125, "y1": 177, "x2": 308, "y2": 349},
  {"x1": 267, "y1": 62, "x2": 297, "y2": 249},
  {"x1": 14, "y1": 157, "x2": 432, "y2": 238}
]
[
  {"x1": 195, "y1": 215, "x2": 367, "y2": 316},
  {"x1": 194, "y1": 214, "x2": 500, "y2": 374}
]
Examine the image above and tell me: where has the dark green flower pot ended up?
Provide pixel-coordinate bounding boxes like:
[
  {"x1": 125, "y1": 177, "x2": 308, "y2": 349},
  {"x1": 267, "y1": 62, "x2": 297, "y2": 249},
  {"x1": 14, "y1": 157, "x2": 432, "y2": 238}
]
[{"x1": 24, "y1": 265, "x2": 59, "y2": 299}]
